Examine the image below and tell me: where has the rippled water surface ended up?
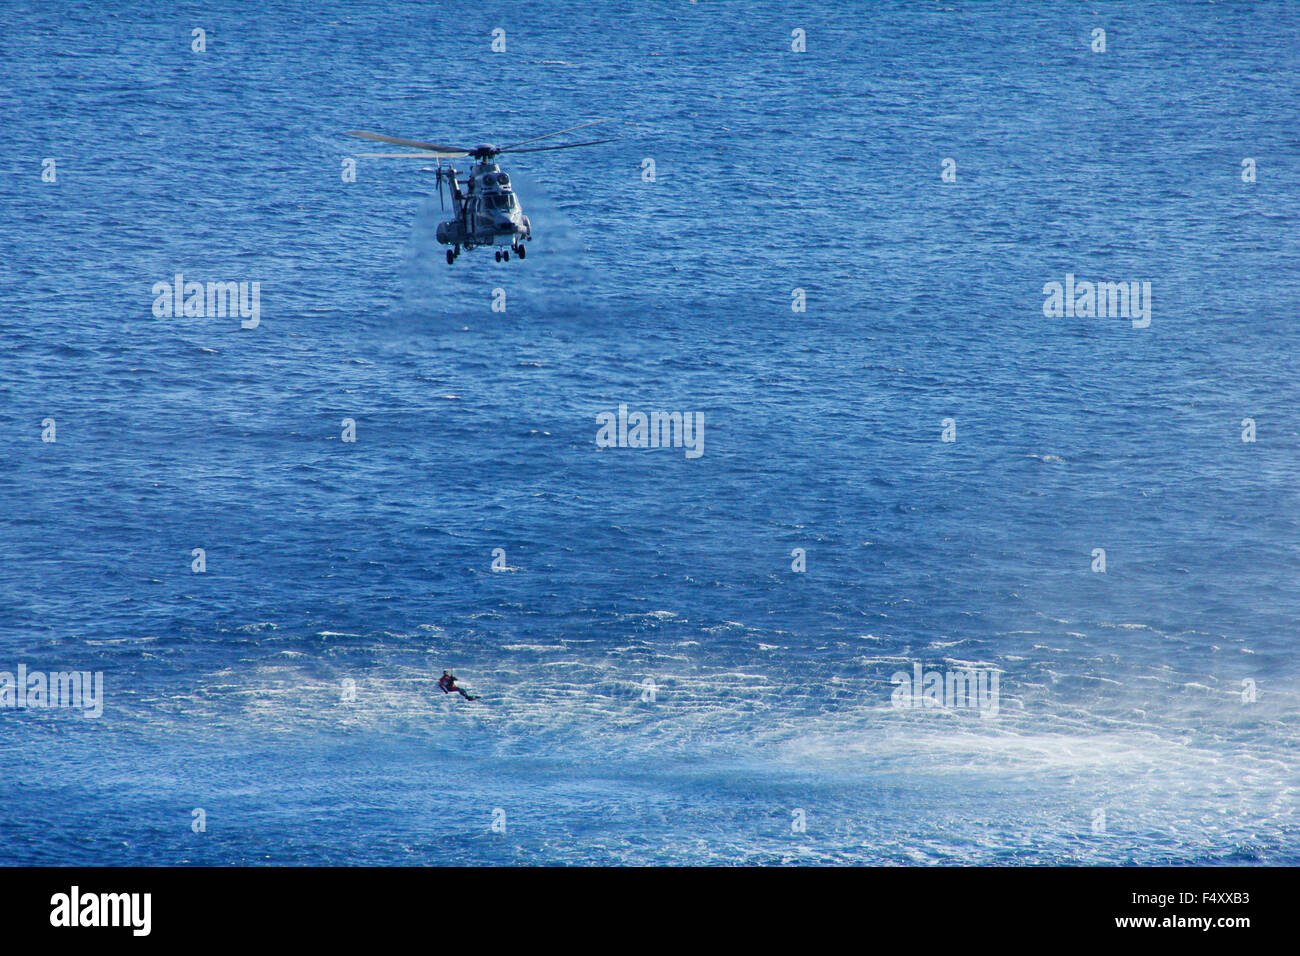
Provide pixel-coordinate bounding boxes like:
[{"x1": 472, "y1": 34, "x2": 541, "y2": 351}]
[{"x1": 1, "y1": 0, "x2": 1298, "y2": 864}]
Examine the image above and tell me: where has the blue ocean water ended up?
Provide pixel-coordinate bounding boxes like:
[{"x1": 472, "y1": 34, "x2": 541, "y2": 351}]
[{"x1": 1, "y1": 0, "x2": 1298, "y2": 865}]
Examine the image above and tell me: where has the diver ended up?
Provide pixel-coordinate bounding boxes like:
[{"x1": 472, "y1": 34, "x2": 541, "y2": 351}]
[{"x1": 438, "y1": 670, "x2": 479, "y2": 701}]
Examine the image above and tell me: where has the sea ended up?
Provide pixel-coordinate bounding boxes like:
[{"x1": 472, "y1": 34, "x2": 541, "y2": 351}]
[{"x1": 1, "y1": 0, "x2": 1298, "y2": 865}]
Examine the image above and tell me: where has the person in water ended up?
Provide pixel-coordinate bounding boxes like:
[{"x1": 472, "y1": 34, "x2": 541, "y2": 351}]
[{"x1": 438, "y1": 671, "x2": 478, "y2": 701}]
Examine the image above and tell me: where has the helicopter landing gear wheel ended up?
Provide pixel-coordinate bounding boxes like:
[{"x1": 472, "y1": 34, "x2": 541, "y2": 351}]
[
  {"x1": 494, "y1": 250, "x2": 501, "y2": 262},
  {"x1": 446, "y1": 249, "x2": 455, "y2": 265},
  {"x1": 503, "y1": 249, "x2": 510, "y2": 261},
  {"x1": 514, "y1": 243, "x2": 526, "y2": 259}
]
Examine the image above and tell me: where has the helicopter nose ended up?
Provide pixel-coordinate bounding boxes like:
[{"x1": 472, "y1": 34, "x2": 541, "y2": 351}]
[{"x1": 494, "y1": 217, "x2": 515, "y2": 233}]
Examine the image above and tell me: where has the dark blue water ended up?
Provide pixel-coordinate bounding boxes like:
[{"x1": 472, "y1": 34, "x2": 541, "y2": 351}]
[{"x1": 1, "y1": 0, "x2": 1298, "y2": 864}]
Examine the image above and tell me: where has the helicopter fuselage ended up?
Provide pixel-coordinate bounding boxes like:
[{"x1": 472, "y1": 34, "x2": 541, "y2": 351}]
[{"x1": 435, "y1": 161, "x2": 531, "y2": 254}]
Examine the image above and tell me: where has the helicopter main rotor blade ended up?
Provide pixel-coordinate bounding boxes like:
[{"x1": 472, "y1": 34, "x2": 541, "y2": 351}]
[
  {"x1": 497, "y1": 119, "x2": 612, "y2": 152},
  {"x1": 503, "y1": 137, "x2": 618, "y2": 155},
  {"x1": 346, "y1": 130, "x2": 471, "y2": 153},
  {"x1": 355, "y1": 151, "x2": 468, "y2": 158}
]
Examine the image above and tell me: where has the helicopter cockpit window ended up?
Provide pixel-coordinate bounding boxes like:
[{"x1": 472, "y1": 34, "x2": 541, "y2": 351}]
[{"x1": 483, "y1": 193, "x2": 516, "y2": 211}]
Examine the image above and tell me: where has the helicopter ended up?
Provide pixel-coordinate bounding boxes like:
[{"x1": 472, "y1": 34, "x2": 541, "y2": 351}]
[{"x1": 346, "y1": 120, "x2": 615, "y2": 264}]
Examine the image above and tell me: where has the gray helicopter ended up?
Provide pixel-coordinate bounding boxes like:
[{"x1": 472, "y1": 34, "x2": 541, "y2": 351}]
[{"x1": 346, "y1": 120, "x2": 615, "y2": 264}]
